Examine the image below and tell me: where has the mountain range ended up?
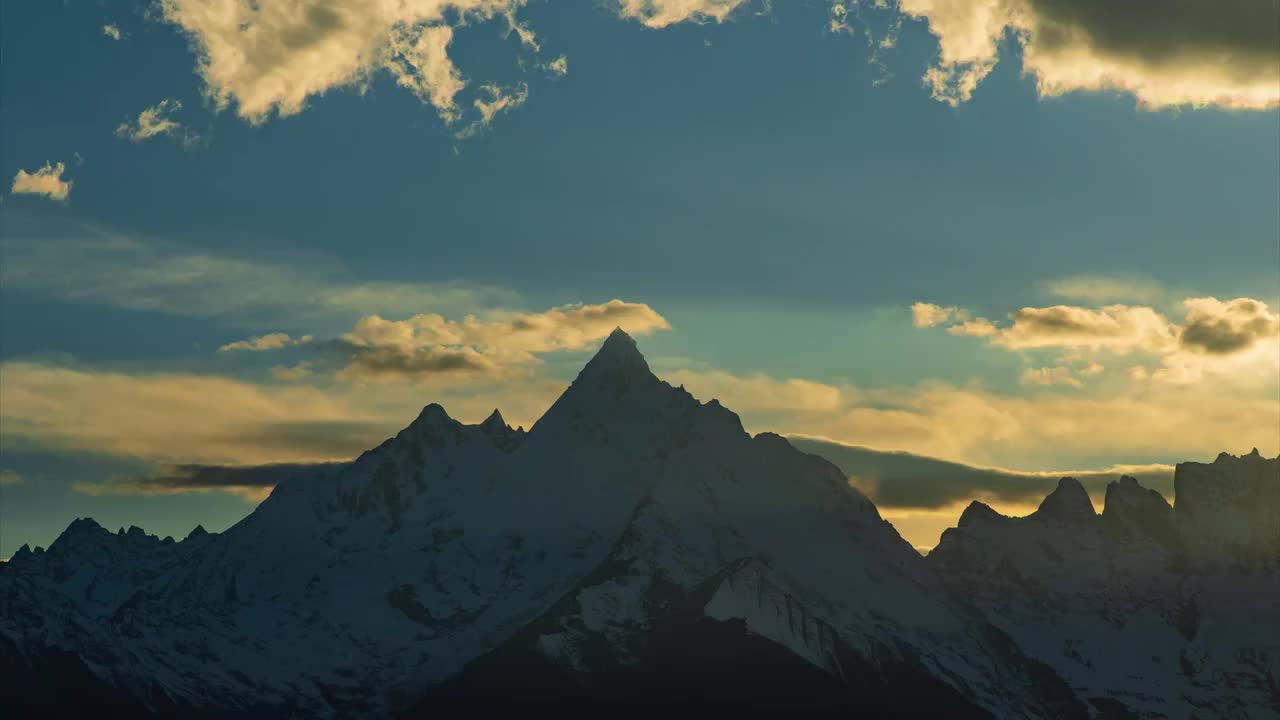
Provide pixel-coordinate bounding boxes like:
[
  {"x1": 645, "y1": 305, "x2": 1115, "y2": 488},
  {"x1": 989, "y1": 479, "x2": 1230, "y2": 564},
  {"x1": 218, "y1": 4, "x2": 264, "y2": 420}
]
[{"x1": 3, "y1": 329, "x2": 1276, "y2": 718}]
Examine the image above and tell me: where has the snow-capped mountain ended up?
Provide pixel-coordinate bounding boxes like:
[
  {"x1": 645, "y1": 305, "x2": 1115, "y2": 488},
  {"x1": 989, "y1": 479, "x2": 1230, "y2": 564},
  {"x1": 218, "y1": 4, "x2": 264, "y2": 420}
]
[
  {"x1": 929, "y1": 452, "x2": 1280, "y2": 719},
  {"x1": 1, "y1": 330, "x2": 1274, "y2": 718}
]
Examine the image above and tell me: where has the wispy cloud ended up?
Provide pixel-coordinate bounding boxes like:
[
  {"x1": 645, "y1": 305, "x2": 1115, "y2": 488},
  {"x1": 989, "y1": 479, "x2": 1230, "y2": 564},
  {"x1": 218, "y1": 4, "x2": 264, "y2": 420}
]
[
  {"x1": 115, "y1": 99, "x2": 196, "y2": 145},
  {"x1": 10, "y1": 162, "x2": 72, "y2": 202},
  {"x1": 102, "y1": 24, "x2": 123, "y2": 41},
  {"x1": 0, "y1": 358, "x2": 566, "y2": 466},
  {"x1": 0, "y1": 222, "x2": 516, "y2": 330},
  {"x1": 1043, "y1": 274, "x2": 1171, "y2": 305},
  {"x1": 219, "y1": 333, "x2": 313, "y2": 352},
  {"x1": 73, "y1": 462, "x2": 344, "y2": 502},
  {"x1": 0, "y1": 361, "x2": 395, "y2": 465}
]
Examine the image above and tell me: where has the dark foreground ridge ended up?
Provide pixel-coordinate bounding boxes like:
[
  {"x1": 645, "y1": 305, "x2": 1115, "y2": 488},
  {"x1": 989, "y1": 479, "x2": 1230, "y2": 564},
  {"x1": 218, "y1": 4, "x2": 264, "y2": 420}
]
[{"x1": 2, "y1": 331, "x2": 1276, "y2": 719}]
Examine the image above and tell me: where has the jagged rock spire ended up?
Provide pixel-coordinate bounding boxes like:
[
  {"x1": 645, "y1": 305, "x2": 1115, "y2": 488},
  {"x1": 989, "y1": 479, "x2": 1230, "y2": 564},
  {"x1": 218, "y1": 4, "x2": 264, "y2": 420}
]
[{"x1": 1034, "y1": 477, "x2": 1096, "y2": 523}]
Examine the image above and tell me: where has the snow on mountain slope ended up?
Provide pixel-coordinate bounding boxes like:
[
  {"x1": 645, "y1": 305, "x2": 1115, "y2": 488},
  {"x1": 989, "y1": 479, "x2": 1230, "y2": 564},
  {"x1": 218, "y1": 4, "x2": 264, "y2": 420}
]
[
  {"x1": 929, "y1": 454, "x2": 1280, "y2": 719},
  {"x1": 1, "y1": 329, "x2": 1090, "y2": 718}
]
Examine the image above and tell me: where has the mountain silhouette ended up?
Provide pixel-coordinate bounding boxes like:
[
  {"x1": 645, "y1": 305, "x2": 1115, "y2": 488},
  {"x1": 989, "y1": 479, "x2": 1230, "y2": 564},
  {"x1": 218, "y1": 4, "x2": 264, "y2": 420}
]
[{"x1": 2, "y1": 331, "x2": 1276, "y2": 718}]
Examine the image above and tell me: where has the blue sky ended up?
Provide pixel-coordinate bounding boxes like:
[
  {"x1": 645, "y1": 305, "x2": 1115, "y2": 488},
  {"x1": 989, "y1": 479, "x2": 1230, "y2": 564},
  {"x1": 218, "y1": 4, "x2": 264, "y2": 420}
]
[{"x1": 2, "y1": 0, "x2": 1277, "y2": 553}]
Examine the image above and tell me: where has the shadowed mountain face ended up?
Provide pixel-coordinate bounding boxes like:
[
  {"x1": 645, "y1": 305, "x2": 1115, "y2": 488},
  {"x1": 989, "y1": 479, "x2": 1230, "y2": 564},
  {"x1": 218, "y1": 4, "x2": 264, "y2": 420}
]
[
  {"x1": 1, "y1": 331, "x2": 1274, "y2": 718},
  {"x1": 928, "y1": 454, "x2": 1280, "y2": 718}
]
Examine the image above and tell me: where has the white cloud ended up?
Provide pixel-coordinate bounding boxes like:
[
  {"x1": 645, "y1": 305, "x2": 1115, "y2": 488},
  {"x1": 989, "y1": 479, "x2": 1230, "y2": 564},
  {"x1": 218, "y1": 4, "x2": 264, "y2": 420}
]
[
  {"x1": 115, "y1": 99, "x2": 194, "y2": 144},
  {"x1": 219, "y1": 333, "x2": 313, "y2": 352},
  {"x1": 615, "y1": 0, "x2": 750, "y2": 28},
  {"x1": 103, "y1": 24, "x2": 123, "y2": 40},
  {"x1": 911, "y1": 301, "x2": 959, "y2": 328},
  {"x1": 894, "y1": 0, "x2": 1279, "y2": 110},
  {"x1": 10, "y1": 162, "x2": 72, "y2": 202}
]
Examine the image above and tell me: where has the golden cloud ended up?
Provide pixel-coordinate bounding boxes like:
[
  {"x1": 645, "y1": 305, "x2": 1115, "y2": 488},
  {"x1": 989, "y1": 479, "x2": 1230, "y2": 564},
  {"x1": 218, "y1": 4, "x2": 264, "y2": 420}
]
[
  {"x1": 895, "y1": 0, "x2": 1279, "y2": 109},
  {"x1": 10, "y1": 162, "x2": 72, "y2": 202}
]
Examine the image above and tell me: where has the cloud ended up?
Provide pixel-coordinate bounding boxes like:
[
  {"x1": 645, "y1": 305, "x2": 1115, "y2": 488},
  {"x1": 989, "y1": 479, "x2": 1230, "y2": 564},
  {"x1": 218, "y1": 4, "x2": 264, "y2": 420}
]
[
  {"x1": 0, "y1": 470, "x2": 23, "y2": 487},
  {"x1": 789, "y1": 435, "x2": 1185, "y2": 549},
  {"x1": 271, "y1": 363, "x2": 313, "y2": 382},
  {"x1": 655, "y1": 358, "x2": 1276, "y2": 471},
  {"x1": 10, "y1": 162, "x2": 72, "y2": 202},
  {"x1": 947, "y1": 318, "x2": 997, "y2": 337},
  {"x1": 0, "y1": 357, "x2": 568, "y2": 469},
  {"x1": 1020, "y1": 366, "x2": 1082, "y2": 388},
  {"x1": 73, "y1": 462, "x2": 344, "y2": 502},
  {"x1": 915, "y1": 296, "x2": 1280, "y2": 387},
  {"x1": 911, "y1": 301, "x2": 960, "y2": 328},
  {"x1": 893, "y1": 0, "x2": 1279, "y2": 110},
  {"x1": 545, "y1": 55, "x2": 568, "y2": 76},
  {"x1": 1043, "y1": 273, "x2": 1170, "y2": 305},
  {"x1": 0, "y1": 361, "x2": 396, "y2": 465},
  {"x1": 789, "y1": 436, "x2": 1174, "y2": 511},
  {"x1": 219, "y1": 333, "x2": 313, "y2": 352},
  {"x1": 337, "y1": 344, "x2": 502, "y2": 383},
  {"x1": 0, "y1": 224, "x2": 515, "y2": 328},
  {"x1": 115, "y1": 99, "x2": 194, "y2": 144},
  {"x1": 456, "y1": 82, "x2": 530, "y2": 139},
  {"x1": 386, "y1": 23, "x2": 467, "y2": 122},
  {"x1": 103, "y1": 24, "x2": 123, "y2": 40},
  {"x1": 664, "y1": 369, "x2": 845, "y2": 413},
  {"x1": 994, "y1": 304, "x2": 1177, "y2": 352},
  {"x1": 336, "y1": 299, "x2": 671, "y2": 382},
  {"x1": 156, "y1": 0, "x2": 537, "y2": 125},
  {"x1": 615, "y1": 0, "x2": 750, "y2": 28},
  {"x1": 1178, "y1": 296, "x2": 1280, "y2": 355}
]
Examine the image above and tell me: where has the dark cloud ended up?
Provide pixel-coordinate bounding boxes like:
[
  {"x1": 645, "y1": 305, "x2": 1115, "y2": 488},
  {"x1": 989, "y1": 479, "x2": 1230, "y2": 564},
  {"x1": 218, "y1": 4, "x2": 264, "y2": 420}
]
[
  {"x1": 136, "y1": 462, "x2": 346, "y2": 492},
  {"x1": 222, "y1": 420, "x2": 395, "y2": 460},
  {"x1": 1179, "y1": 297, "x2": 1280, "y2": 355},
  {"x1": 789, "y1": 436, "x2": 1174, "y2": 511},
  {"x1": 898, "y1": 0, "x2": 1278, "y2": 109},
  {"x1": 1028, "y1": 0, "x2": 1278, "y2": 68},
  {"x1": 75, "y1": 462, "x2": 346, "y2": 498},
  {"x1": 337, "y1": 342, "x2": 499, "y2": 382}
]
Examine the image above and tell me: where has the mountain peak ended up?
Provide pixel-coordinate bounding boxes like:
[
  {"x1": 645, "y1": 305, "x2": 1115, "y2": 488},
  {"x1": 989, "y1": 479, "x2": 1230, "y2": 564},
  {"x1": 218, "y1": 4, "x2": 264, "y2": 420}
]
[
  {"x1": 1034, "y1": 477, "x2": 1096, "y2": 523},
  {"x1": 957, "y1": 500, "x2": 1005, "y2": 528},
  {"x1": 480, "y1": 408, "x2": 507, "y2": 433},
  {"x1": 571, "y1": 327, "x2": 655, "y2": 388}
]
